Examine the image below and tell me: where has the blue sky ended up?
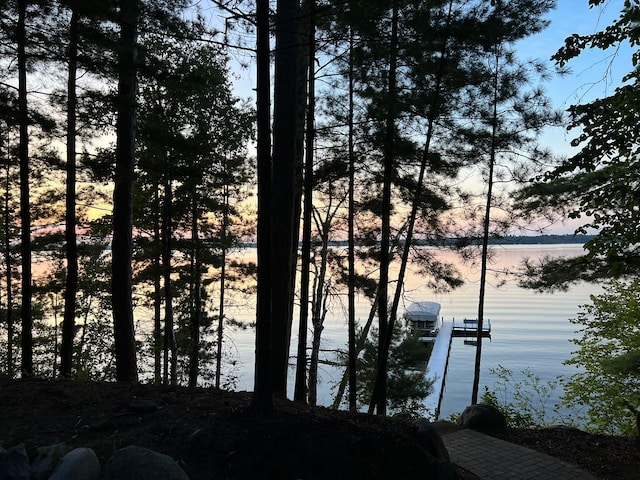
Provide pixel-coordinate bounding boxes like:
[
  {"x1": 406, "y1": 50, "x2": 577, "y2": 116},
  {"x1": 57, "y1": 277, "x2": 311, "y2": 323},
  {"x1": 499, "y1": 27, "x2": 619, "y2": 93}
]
[
  {"x1": 225, "y1": 1, "x2": 633, "y2": 156},
  {"x1": 221, "y1": 2, "x2": 634, "y2": 235},
  {"x1": 524, "y1": 1, "x2": 633, "y2": 156}
]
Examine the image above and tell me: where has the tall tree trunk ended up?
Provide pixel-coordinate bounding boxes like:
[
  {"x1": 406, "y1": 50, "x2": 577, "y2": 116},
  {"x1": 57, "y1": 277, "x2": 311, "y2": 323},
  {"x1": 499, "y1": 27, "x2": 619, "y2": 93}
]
[
  {"x1": 189, "y1": 187, "x2": 202, "y2": 388},
  {"x1": 472, "y1": 48, "x2": 500, "y2": 405},
  {"x1": 294, "y1": 0, "x2": 315, "y2": 404},
  {"x1": 347, "y1": 23, "x2": 357, "y2": 413},
  {"x1": 384, "y1": 0, "x2": 454, "y2": 395},
  {"x1": 307, "y1": 229, "x2": 328, "y2": 406},
  {"x1": 369, "y1": 0, "x2": 399, "y2": 416},
  {"x1": 60, "y1": 9, "x2": 79, "y2": 378},
  {"x1": 253, "y1": 0, "x2": 274, "y2": 414},
  {"x1": 3, "y1": 126, "x2": 14, "y2": 378},
  {"x1": 215, "y1": 180, "x2": 229, "y2": 389},
  {"x1": 52, "y1": 294, "x2": 59, "y2": 378},
  {"x1": 112, "y1": 0, "x2": 139, "y2": 383},
  {"x1": 153, "y1": 187, "x2": 162, "y2": 384},
  {"x1": 162, "y1": 172, "x2": 177, "y2": 385},
  {"x1": 270, "y1": 0, "x2": 300, "y2": 398},
  {"x1": 17, "y1": 0, "x2": 32, "y2": 378},
  {"x1": 289, "y1": 0, "x2": 310, "y2": 398}
]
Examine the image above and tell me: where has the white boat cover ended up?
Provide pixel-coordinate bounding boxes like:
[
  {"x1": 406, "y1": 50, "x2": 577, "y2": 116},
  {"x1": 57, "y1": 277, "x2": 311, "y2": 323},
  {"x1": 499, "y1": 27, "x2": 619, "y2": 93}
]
[{"x1": 403, "y1": 301, "x2": 441, "y2": 322}]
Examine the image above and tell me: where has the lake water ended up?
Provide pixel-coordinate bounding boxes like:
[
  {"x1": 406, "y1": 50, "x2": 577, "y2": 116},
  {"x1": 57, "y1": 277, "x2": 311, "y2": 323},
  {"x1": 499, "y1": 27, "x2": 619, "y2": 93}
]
[{"x1": 222, "y1": 244, "x2": 598, "y2": 421}]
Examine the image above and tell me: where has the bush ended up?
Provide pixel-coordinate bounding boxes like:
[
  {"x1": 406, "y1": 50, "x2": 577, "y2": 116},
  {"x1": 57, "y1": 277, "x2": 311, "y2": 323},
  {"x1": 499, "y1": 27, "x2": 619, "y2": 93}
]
[{"x1": 480, "y1": 365, "x2": 569, "y2": 428}]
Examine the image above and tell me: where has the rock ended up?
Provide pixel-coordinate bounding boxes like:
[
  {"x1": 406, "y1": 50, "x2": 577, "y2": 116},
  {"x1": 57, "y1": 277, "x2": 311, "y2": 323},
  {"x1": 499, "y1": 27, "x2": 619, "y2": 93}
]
[
  {"x1": 0, "y1": 444, "x2": 30, "y2": 480},
  {"x1": 101, "y1": 446, "x2": 188, "y2": 480},
  {"x1": 30, "y1": 443, "x2": 71, "y2": 480},
  {"x1": 457, "y1": 404, "x2": 507, "y2": 432},
  {"x1": 414, "y1": 418, "x2": 450, "y2": 462},
  {"x1": 49, "y1": 447, "x2": 101, "y2": 480},
  {"x1": 412, "y1": 419, "x2": 460, "y2": 480}
]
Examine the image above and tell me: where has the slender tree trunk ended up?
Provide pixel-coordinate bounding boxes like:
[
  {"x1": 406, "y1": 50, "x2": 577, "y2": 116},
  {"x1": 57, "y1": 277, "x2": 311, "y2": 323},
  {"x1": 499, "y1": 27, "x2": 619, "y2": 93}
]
[
  {"x1": 17, "y1": 0, "x2": 32, "y2": 378},
  {"x1": 252, "y1": 0, "x2": 273, "y2": 414},
  {"x1": 75, "y1": 296, "x2": 91, "y2": 373},
  {"x1": 162, "y1": 172, "x2": 177, "y2": 386},
  {"x1": 308, "y1": 273, "x2": 331, "y2": 406},
  {"x1": 347, "y1": 24, "x2": 357, "y2": 413},
  {"x1": 270, "y1": 0, "x2": 300, "y2": 398},
  {"x1": 306, "y1": 193, "x2": 343, "y2": 404},
  {"x1": 472, "y1": 49, "x2": 500, "y2": 405},
  {"x1": 308, "y1": 225, "x2": 329, "y2": 406},
  {"x1": 384, "y1": 0, "x2": 454, "y2": 390},
  {"x1": 52, "y1": 295, "x2": 59, "y2": 377},
  {"x1": 294, "y1": 0, "x2": 315, "y2": 404},
  {"x1": 215, "y1": 181, "x2": 229, "y2": 389},
  {"x1": 3, "y1": 126, "x2": 14, "y2": 378},
  {"x1": 153, "y1": 187, "x2": 162, "y2": 384},
  {"x1": 369, "y1": 0, "x2": 399, "y2": 416},
  {"x1": 112, "y1": 0, "x2": 139, "y2": 383},
  {"x1": 189, "y1": 188, "x2": 202, "y2": 388},
  {"x1": 60, "y1": 9, "x2": 79, "y2": 378},
  {"x1": 332, "y1": 296, "x2": 378, "y2": 409}
]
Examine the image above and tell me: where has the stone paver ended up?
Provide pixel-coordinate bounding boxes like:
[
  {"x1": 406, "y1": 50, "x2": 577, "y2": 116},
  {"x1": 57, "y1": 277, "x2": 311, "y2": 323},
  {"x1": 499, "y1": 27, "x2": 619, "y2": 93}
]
[{"x1": 437, "y1": 428, "x2": 598, "y2": 480}]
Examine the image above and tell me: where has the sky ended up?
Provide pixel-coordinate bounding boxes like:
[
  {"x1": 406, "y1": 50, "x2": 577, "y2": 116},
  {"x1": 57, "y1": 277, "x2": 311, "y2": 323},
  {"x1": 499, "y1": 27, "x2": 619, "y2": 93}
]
[
  {"x1": 221, "y1": 1, "x2": 633, "y2": 155},
  {"x1": 515, "y1": 1, "x2": 633, "y2": 234},
  {"x1": 514, "y1": 1, "x2": 632, "y2": 155},
  {"x1": 218, "y1": 1, "x2": 635, "y2": 235}
]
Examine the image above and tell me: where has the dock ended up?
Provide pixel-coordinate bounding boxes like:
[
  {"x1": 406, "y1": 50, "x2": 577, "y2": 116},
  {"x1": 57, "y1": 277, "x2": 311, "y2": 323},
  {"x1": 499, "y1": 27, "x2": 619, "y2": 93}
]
[
  {"x1": 423, "y1": 319, "x2": 492, "y2": 419},
  {"x1": 452, "y1": 318, "x2": 491, "y2": 338},
  {"x1": 423, "y1": 321, "x2": 453, "y2": 419}
]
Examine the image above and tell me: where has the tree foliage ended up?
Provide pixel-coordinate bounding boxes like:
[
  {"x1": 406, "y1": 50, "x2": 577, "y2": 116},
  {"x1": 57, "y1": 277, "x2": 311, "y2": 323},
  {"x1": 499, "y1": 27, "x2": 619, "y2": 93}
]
[
  {"x1": 350, "y1": 326, "x2": 433, "y2": 415},
  {"x1": 134, "y1": 28, "x2": 254, "y2": 386},
  {"x1": 480, "y1": 365, "x2": 567, "y2": 428},
  {"x1": 515, "y1": 0, "x2": 640, "y2": 290},
  {"x1": 562, "y1": 279, "x2": 640, "y2": 436}
]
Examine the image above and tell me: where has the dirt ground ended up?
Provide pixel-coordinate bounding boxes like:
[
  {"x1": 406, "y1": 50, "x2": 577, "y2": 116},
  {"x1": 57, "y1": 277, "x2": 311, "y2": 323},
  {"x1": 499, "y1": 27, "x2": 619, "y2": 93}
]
[
  {"x1": 494, "y1": 425, "x2": 640, "y2": 480},
  {"x1": 0, "y1": 379, "x2": 638, "y2": 479}
]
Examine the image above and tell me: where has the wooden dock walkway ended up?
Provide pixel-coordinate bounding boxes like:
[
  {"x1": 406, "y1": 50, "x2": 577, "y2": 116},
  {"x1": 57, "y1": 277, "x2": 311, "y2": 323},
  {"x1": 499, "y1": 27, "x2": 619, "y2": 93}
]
[
  {"x1": 423, "y1": 319, "x2": 491, "y2": 419},
  {"x1": 423, "y1": 321, "x2": 454, "y2": 419}
]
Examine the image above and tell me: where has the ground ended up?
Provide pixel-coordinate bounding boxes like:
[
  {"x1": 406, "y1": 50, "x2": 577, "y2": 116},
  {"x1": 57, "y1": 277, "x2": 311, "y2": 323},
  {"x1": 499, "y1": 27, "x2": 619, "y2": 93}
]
[
  {"x1": 0, "y1": 379, "x2": 638, "y2": 479},
  {"x1": 494, "y1": 426, "x2": 640, "y2": 480}
]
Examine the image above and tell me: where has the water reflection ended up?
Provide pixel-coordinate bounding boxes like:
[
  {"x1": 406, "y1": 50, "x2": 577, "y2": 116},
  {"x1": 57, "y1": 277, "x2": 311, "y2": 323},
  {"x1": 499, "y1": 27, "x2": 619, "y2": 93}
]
[{"x1": 226, "y1": 244, "x2": 598, "y2": 420}]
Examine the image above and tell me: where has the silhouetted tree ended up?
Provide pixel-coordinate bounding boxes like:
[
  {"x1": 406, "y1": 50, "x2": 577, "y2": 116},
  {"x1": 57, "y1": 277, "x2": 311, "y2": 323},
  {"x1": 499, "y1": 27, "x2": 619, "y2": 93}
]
[
  {"x1": 253, "y1": 0, "x2": 274, "y2": 413},
  {"x1": 112, "y1": 0, "x2": 139, "y2": 382}
]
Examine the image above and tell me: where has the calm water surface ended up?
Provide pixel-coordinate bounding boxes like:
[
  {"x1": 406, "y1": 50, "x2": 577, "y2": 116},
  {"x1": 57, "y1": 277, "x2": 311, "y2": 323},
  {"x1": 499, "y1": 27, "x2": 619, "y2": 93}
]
[{"x1": 225, "y1": 244, "x2": 598, "y2": 420}]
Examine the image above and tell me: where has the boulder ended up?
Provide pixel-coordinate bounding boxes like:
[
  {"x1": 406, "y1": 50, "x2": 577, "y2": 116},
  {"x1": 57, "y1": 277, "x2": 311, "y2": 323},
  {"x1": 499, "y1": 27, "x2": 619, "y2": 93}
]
[
  {"x1": 414, "y1": 418, "x2": 450, "y2": 462},
  {"x1": 101, "y1": 446, "x2": 188, "y2": 480},
  {"x1": 0, "y1": 444, "x2": 30, "y2": 480},
  {"x1": 414, "y1": 419, "x2": 459, "y2": 480},
  {"x1": 457, "y1": 404, "x2": 507, "y2": 432},
  {"x1": 49, "y1": 447, "x2": 101, "y2": 480},
  {"x1": 30, "y1": 443, "x2": 71, "y2": 480}
]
